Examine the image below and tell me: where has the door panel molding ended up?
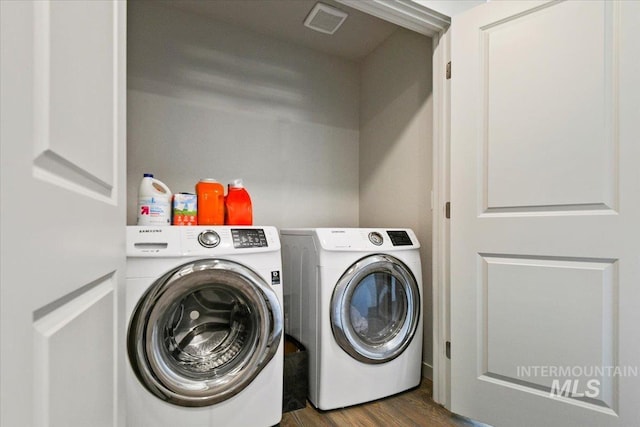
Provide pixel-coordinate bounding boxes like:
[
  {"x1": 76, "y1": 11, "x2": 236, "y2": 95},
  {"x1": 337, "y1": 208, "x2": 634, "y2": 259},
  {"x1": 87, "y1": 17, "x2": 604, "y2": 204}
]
[
  {"x1": 477, "y1": 1, "x2": 620, "y2": 215},
  {"x1": 33, "y1": 0, "x2": 118, "y2": 202},
  {"x1": 478, "y1": 254, "x2": 618, "y2": 412},
  {"x1": 33, "y1": 278, "x2": 115, "y2": 427}
]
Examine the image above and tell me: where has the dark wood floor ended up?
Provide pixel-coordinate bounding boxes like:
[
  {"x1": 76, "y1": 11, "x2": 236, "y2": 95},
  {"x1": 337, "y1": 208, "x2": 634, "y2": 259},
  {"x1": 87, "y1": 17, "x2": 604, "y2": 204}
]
[{"x1": 279, "y1": 379, "x2": 477, "y2": 426}]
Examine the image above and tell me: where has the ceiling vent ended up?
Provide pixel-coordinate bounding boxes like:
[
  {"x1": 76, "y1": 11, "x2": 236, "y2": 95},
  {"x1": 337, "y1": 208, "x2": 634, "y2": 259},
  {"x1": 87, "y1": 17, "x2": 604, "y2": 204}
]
[{"x1": 303, "y1": 2, "x2": 348, "y2": 35}]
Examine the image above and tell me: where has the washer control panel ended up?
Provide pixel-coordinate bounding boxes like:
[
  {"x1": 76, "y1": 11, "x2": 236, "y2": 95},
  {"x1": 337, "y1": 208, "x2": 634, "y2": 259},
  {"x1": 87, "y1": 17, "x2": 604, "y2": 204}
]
[
  {"x1": 232, "y1": 228, "x2": 268, "y2": 248},
  {"x1": 197, "y1": 230, "x2": 221, "y2": 248},
  {"x1": 368, "y1": 232, "x2": 384, "y2": 246},
  {"x1": 127, "y1": 226, "x2": 281, "y2": 257}
]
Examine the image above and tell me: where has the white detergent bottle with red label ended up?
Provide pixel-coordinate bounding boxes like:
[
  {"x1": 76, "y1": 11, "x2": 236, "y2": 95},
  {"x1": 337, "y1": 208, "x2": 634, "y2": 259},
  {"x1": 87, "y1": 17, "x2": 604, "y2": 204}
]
[{"x1": 137, "y1": 173, "x2": 172, "y2": 226}]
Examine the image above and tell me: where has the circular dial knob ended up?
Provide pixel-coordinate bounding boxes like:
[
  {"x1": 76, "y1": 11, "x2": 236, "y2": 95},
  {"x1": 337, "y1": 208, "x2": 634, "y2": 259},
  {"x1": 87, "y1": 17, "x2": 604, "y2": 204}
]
[
  {"x1": 368, "y1": 232, "x2": 384, "y2": 246},
  {"x1": 198, "y1": 230, "x2": 220, "y2": 248}
]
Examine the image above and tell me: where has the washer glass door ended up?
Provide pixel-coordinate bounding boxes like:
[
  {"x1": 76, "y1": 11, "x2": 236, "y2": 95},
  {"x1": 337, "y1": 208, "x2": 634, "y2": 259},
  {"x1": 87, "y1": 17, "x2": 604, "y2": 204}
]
[
  {"x1": 331, "y1": 254, "x2": 420, "y2": 364},
  {"x1": 128, "y1": 258, "x2": 282, "y2": 407}
]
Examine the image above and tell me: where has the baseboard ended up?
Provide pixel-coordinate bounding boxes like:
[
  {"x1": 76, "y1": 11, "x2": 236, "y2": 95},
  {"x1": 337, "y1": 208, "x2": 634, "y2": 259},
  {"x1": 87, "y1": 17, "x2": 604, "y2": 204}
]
[{"x1": 421, "y1": 361, "x2": 433, "y2": 380}]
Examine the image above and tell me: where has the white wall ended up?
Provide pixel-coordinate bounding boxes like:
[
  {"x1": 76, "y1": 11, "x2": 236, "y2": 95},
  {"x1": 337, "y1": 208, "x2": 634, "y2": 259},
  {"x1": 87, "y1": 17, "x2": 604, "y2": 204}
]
[
  {"x1": 359, "y1": 28, "x2": 434, "y2": 376},
  {"x1": 128, "y1": 2, "x2": 436, "y2": 377},
  {"x1": 127, "y1": 2, "x2": 360, "y2": 227}
]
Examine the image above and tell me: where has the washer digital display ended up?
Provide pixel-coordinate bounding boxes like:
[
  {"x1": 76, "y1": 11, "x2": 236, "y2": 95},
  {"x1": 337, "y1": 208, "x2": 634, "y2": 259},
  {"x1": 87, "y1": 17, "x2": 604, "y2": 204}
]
[{"x1": 232, "y1": 229, "x2": 268, "y2": 248}]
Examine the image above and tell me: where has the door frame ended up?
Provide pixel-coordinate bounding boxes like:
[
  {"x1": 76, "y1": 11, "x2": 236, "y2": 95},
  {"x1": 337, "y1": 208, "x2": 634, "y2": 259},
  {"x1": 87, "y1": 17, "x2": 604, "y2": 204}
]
[
  {"x1": 335, "y1": 0, "x2": 452, "y2": 409},
  {"x1": 430, "y1": 27, "x2": 451, "y2": 409}
]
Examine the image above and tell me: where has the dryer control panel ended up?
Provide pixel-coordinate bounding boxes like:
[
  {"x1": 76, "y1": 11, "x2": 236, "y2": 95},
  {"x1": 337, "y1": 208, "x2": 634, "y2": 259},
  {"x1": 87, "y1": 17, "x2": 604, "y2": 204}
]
[
  {"x1": 387, "y1": 230, "x2": 413, "y2": 246},
  {"x1": 301, "y1": 228, "x2": 420, "y2": 251}
]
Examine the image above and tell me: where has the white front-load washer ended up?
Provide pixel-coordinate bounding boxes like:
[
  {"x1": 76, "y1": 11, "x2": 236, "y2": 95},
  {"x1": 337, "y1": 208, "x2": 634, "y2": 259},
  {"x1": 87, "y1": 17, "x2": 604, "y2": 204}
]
[
  {"x1": 126, "y1": 226, "x2": 283, "y2": 427},
  {"x1": 281, "y1": 228, "x2": 423, "y2": 410}
]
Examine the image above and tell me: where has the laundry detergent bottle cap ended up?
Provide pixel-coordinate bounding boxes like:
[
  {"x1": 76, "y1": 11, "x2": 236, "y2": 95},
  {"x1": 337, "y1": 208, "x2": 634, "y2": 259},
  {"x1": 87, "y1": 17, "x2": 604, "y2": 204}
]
[
  {"x1": 225, "y1": 178, "x2": 253, "y2": 226},
  {"x1": 137, "y1": 173, "x2": 172, "y2": 226}
]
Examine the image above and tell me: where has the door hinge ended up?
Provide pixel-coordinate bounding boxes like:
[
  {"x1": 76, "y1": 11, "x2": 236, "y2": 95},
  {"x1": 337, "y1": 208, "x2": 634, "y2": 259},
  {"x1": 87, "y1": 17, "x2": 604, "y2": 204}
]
[
  {"x1": 445, "y1": 202, "x2": 451, "y2": 219},
  {"x1": 446, "y1": 341, "x2": 451, "y2": 359},
  {"x1": 446, "y1": 61, "x2": 451, "y2": 79}
]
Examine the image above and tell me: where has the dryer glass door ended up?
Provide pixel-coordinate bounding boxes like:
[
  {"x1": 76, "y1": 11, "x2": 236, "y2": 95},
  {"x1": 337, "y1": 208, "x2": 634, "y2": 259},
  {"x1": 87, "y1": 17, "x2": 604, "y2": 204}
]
[
  {"x1": 331, "y1": 254, "x2": 420, "y2": 364},
  {"x1": 127, "y1": 259, "x2": 282, "y2": 407}
]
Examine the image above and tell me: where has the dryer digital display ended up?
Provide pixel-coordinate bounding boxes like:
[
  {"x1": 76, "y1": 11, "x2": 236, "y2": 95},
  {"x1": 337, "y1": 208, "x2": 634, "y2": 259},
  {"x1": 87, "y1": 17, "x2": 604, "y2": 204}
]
[
  {"x1": 387, "y1": 230, "x2": 413, "y2": 246},
  {"x1": 232, "y1": 228, "x2": 268, "y2": 248}
]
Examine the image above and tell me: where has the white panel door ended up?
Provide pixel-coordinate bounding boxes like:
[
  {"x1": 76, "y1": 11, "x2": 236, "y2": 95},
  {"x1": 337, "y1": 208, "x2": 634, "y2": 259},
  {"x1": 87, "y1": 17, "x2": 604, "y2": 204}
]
[
  {"x1": 0, "y1": 1, "x2": 126, "y2": 426},
  {"x1": 450, "y1": 1, "x2": 640, "y2": 426}
]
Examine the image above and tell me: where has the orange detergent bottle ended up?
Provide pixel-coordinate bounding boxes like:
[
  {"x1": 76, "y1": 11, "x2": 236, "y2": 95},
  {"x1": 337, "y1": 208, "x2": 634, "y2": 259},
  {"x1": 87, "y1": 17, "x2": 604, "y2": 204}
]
[
  {"x1": 196, "y1": 179, "x2": 225, "y2": 225},
  {"x1": 225, "y1": 179, "x2": 253, "y2": 225}
]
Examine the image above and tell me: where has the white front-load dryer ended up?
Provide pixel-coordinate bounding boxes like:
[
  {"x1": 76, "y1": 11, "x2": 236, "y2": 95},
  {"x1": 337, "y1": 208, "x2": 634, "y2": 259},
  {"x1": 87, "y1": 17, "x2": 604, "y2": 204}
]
[
  {"x1": 126, "y1": 226, "x2": 283, "y2": 427},
  {"x1": 281, "y1": 228, "x2": 423, "y2": 410}
]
